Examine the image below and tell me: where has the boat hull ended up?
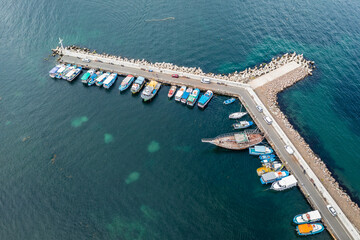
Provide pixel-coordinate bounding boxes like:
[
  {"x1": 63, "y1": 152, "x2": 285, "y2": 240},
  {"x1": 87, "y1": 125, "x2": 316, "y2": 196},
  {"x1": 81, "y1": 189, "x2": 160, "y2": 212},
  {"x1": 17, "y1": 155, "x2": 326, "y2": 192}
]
[{"x1": 296, "y1": 223, "x2": 324, "y2": 236}]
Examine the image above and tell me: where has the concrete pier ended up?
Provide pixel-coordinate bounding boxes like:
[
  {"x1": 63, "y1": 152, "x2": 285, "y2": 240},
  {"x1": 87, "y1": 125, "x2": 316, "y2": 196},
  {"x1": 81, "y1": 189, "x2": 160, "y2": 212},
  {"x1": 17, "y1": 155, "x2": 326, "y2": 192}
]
[{"x1": 55, "y1": 46, "x2": 360, "y2": 240}]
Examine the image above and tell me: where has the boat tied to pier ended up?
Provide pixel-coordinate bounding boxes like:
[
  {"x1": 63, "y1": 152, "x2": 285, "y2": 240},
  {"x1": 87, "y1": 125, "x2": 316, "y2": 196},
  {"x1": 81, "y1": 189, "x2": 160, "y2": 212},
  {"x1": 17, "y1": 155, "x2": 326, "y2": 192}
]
[
  {"x1": 95, "y1": 72, "x2": 110, "y2": 86},
  {"x1": 119, "y1": 74, "x2": 135, "y2": 91},
  {"x1": 181, "y1": 87, "x2": 192, "y2": 104},
  {"x1": 64, "y1": 66, "x2": 82, "y2": 82},
  {"x1": 296, "y1": 223, "x2": 324, "y2": 236},
  {"x1": 249, "y1": 145, "x2": 273, "y2": 155},
  {"x1": 271, "y1": 175, "x2": 297, "y2": 191},
  {"x1": 131, "y1": 76, "x2": 146, "y2": 94},
  {"x1": 141, "y1": 80, "x2": 161, "y2": 102},
  {"x1": 224, "y1": 98, "x2": 235, "y2": 105},
  {"x1": 260, "y1": 170, "x2": 289, "y2": 184},
  {"x1": 49, "y1": 65, "x2": 61, "y2": 78},
  {"x1": 232, "y1": 121, "x2": 253, "y2": 130},
  {"x1": 88, "y1": 71, "x2": 102, "y2": 86},
  {"x1": 175, "y1": 86, "x2": 186, "y2": 102},
  {"x1": 186, "y1": 88, "x2": 200, "y2": 106},
  {"x1": 201, "y1": 130, "x2": 264, "y2": 150},
  {"x1": 103, "y1": 73, "x2": 118, "y2": 89},
  {"x1": 81, "y1": 69, "x2": 95, "y2": 83},
  {"x1": 167, "y1": 86, "x2": 177, "y2": 98},
  {"x1": 293, "y1": 210, "x2": 322, "y2": 224},
  {"x1": 198, "y1": 90, "x2": 213, "y2": 109}
]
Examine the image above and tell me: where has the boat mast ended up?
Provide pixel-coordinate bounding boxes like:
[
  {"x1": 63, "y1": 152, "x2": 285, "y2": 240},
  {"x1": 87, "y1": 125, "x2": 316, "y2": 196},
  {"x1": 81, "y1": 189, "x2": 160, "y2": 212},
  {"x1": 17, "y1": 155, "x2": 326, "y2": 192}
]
[{"x1": 58, "y1": 37, "x2": 64, "y2": 51}]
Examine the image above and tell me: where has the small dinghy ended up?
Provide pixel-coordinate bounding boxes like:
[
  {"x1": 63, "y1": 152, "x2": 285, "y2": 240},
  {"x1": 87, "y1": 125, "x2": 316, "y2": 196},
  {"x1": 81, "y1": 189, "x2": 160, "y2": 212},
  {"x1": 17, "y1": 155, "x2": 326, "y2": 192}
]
[
  {"x1": 224, "y1": 98, "x2": 236, "y2": 105},
  {"x1": 259, "y1": 154, "x2": 275, "y2": 160},
  {"x1": 229, "y1": 112, "x2": 247, "y2": 119},
  {"x1": 232, "y1": 121, "x2": 253, "y2": 129}
]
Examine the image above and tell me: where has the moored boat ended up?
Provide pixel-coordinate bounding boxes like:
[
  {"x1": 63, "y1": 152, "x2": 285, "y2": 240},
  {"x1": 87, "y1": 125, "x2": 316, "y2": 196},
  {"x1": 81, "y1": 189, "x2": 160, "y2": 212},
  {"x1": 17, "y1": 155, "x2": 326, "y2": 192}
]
[
  {"x1": 175, "y1": 86, "x2": 186, "y2": 102},
  {"x1": 49, "y1": 65, "x2": 61, "y2": 78},
  {"x1": 259, "y1": 154, "x2": 275, "y2": 160},
  {"x1": 119, "y1": 74, "x2": 135, "y2": 91},
  {"x1": 271, "y1": 175, "x2": 297, "y2": 191},
  {"x1": 197, "y1": 90, "x2": 213, "y2": 109},
  {"x1": 167, "y1": 86, "x2": 177, "y2": 98},
  {"x1": 271, "y1": 161, "x2": 283, "y2": 171},
  {"x1": 232, "y1": 121, "x2": 253, "y2": 130},
  {"x1": 64, "y1": 66, "x2": 82, "y2": 82},
  {"x1": 229, "y1": 111, "x2": 247, "y2": 119},
  {"x1": 95, "y1": 72, "x2": 110, "y2": 86},
  {"x1": 260, "y1": 170, "x2": 289, "y2": 184},
  {"x1": 103, "y1": 73, "x2": 118, "y2": 89},
  {"x1": 293, "y1": 210, "x2": 322, "y2": 224},
  {"x1": 61, "y1": 65, "x2": 76, "y2": 80},
  {"x1": 141, "y1": 80, "x2": 161, "y2": 102},
  {"x1": 131, "y1": 76, "x2": 146, "y2": 94},
  {"x1": 88, "y1": 71, "x2": 102, "y2": 86},
  {"x1": 224, "y1": 98, "x2": 236, "y2": 105},
  {"x1": 256, "y1": 166, "x2": 273, "y2": 176},
  {"x1": 81, "y1": 69, "x2": 95, "y2": 83},
  {"x1": 201, "y1": 130, "x2": 264, "y2": 150},
  {"x1": 187, "y1": 88, "x2": 200, "y2": 106},
  {"x1": 249, "y1": 145, "x2": 273, "y2": 155},
  {"x1": 296, "y1": 223, "x2": 324, "y2": 236},
  {"x1": 56, "y1": 64, "x2": 71, "y2": 79},
  {"x1": 260, "y1": 158, "x2": 276, "y2": 164},
  {"x1": 181, "y1": 87, "x2": 192, "y2": 104}
]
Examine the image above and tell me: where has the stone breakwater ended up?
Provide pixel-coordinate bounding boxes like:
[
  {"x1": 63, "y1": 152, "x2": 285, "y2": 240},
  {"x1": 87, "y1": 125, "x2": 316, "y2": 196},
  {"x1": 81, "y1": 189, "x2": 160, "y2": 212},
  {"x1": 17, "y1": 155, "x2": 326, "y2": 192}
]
[
  {"x1": 52, "y1": 45, "x2": 315, "y2": 83},
  {"x1": 255, "y1": 68, "x2": 360, "y2": 230}
]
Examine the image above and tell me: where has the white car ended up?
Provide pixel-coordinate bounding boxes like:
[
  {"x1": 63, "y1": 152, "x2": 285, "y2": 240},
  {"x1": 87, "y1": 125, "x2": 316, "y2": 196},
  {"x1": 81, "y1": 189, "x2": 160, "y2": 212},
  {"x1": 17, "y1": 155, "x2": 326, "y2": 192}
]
[
  {"x1": 201, "y1": 78, "x2": 211, "y2": 84},
  {"x1": 263, "y1": 116, "x2": 273, "y2": 125},
  {"x1": 285, "y1": 145, "x2": 294, "y2": 155},
  {"x1": 256, "y1": 105, "x2": 263, "y2": 113},
  {"x1": 82, "y1": 58, "x2": 91, "y2": 63},
  {"x1": 327, "y1": 205, "x2": 337, "y2": 216}
]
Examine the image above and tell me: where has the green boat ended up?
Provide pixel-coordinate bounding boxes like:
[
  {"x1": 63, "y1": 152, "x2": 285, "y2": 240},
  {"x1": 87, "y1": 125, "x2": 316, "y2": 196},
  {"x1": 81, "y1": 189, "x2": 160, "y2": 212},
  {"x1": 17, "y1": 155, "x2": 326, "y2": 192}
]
[{"x1": 81, "y1": 69, "x2": 95, "y2": 83}]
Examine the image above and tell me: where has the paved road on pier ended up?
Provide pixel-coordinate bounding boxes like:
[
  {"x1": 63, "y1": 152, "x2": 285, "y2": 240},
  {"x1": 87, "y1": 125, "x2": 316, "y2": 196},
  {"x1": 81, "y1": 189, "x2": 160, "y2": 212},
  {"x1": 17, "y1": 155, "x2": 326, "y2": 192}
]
[{"x1": 60, "y1": 55, "x2": 358, "y2": 239}]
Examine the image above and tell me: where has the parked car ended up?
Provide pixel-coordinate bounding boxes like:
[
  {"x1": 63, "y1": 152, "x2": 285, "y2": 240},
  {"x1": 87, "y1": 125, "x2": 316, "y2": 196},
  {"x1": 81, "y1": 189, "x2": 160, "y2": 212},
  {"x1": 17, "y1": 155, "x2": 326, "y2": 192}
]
[
  {"x1": 263, "y1": 116, "x2": 273, "y2": 125},
  {"x1": 327, "y1": 205, "x2": 337, "y2": 216},
  {"x1": 256, "y1": 105, "x2": 263, "y2": 113},
  {"x1": 82, "y1": 58, "x2": 91, "y2": 63},
  {"x1": 285, "y1": 145, "x2": 294, "y2": 155},
  {"x1": 172, "y1": 74, "x2": 179, "y2": 78},
  {"x1": 201, "y1": 78, "x2": 211, "y2": 84}
]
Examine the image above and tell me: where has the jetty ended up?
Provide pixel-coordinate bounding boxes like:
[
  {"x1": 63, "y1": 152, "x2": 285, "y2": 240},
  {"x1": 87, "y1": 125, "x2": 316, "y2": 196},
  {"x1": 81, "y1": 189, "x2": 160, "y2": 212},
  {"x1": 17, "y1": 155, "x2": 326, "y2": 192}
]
[{"x1": 53, "y1": 44, "x2": 360, "y2": 240}]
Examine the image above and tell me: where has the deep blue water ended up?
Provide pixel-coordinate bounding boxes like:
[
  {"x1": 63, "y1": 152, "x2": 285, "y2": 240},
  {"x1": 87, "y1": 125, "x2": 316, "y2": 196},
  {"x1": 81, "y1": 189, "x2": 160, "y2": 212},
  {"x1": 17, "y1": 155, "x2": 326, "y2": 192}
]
[{"x1": 2, "y1": 0, "x2": 360, "y2": 239}]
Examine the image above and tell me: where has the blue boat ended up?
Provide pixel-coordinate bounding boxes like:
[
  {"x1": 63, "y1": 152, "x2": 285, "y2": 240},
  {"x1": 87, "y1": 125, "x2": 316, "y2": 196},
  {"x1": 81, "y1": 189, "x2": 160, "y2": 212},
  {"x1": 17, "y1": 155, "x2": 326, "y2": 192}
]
[
  {"x1": 296, "y1": 223, "x2": 324, "y2": 236},
  {"x1": 131, "y1": 76, "x2": 146, "y2": 94},
  {"x1": 55, "y1": 64, "x2": 71, "y2": 79},
  {"x1": 261, "y1": 158, "x2": 276, "y2": 164},
  {"x1": 249, "y1": 145, "x2": 273, "y2": 155},
  {"x1": 260, "y1": 170, "x2": 289, "y2": 184},
  {"x1": 259, "y1": 154, "x2": 275, "y2": 160},
  {"x1": 186, "y1": 88, "x2": 200, "y2": 106},
  {"x1": 224, "y1": 98, "x2": 236, "y2": 105},
  {"x1": 232, "y1": 121, "x2": 253, "y2": 129},
  {"x1": 95, "y1": 72, "x2": 110, "y2": 86},
  {"x1": 88, "y1": 71, "x2": 102, "y2": 86},
  {"x1": 49, "y1": 65, "x2": 61, "y2": 78},
  {"x1": 103, "y1": 73, "x2": 118, "y2": 89},
  {"x1": 181, "y1": 87, "x2": 193, "y2": 104},
  {"x1": 197, "y1": 90, "x2": 213, "y2": 109},
  {"x1": 119, "y1": 75, "x2": 135, "y2": 91}
]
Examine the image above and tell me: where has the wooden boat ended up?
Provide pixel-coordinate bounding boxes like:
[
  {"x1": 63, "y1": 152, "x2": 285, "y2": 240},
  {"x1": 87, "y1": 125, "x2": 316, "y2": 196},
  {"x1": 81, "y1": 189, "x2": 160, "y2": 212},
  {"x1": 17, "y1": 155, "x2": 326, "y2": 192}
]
[
  {"x1": 168, "y1": 86, "x2": 177, "y2": 98},
  {"x1": 201, "y1": 130, "x2": 264, "y2": 150}
]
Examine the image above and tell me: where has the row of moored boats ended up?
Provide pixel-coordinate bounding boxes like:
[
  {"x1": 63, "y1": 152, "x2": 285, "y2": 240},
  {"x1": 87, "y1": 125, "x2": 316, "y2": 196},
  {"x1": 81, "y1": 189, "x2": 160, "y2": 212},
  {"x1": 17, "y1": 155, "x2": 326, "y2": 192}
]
[{"x1": 168, "y1": 85, "x2": 213, "y2": 108}]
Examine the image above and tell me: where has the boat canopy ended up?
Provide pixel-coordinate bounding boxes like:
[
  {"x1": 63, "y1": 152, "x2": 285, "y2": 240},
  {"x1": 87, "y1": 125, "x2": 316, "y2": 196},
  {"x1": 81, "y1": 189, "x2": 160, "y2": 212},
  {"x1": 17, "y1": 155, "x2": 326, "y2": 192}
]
[
  {"x1": 261, "y1": 172, "x2": 278, "y2": 182},
  {"x1": 254, "y1": 145, "x2": 266, "y2": 152},
  {"x1": 66, "y1": 69, "x2": 76, "y2": 77},
  {"x1": 148, "y1": 81, "x2": 158, "y2": 88},
  {"x1": 135, "y1": 76, "x2": 145, "y2": 84},
  {"x1": 305, "y1": 210, "x2": 321, "y2": 220},
  {"x1": 49, "y1": 66, "x2": 59, "y2": 74},
  {"x1": 234, "y1": 132, "x2": 249, "y2": 143},
  {"x1": 298, "y1": 224, "x2": 313, "y2": 234}
]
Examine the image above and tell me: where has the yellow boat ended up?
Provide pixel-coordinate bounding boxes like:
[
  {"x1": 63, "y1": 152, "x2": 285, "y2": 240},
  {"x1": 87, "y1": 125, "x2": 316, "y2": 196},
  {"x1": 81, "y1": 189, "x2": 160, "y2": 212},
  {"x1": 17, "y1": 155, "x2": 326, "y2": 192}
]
[{"x1": 256, "y1": 166, "x2": 273, "y2": 176}]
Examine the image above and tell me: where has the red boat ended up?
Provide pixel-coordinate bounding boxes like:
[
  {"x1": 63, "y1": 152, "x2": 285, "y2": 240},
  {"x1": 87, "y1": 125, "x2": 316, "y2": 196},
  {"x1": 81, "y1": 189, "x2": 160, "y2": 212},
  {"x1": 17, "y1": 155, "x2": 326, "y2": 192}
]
[
  {"x1": 172, "y1": 74, "x2": 179, "y2": 78},
  {"x1": 168, "y1": 86, "x2": 177, "y2": 98}
]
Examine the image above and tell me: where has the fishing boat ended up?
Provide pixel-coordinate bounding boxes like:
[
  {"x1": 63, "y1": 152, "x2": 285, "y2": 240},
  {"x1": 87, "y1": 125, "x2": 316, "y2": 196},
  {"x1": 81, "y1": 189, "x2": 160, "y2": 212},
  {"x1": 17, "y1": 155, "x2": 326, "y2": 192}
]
[
  {"x1": 167, "y1": 86, "x2": 177, "y2": 98},
  {"x1": 261, "y1": 158, "x2": 276, "y2": 164},
  {"x1": 181, "y1": 87, "x2": 192, "y2": 104},
  {"x1": 95, "y1": 72, "x2": 110, "y2": 86},
  {"x1": 271, "y1": 175, "x2": 297, "y2": 191},
  {"x1": 61, "y1": 65, "x2": 76, "y2": 80},
  {"x1": 57, "y1": 64, "x2": 71, "y2": 79},
  {"x1": 271, "y1": 161, "x2": 283, "y2": 171},
  {"x1": 187, "y1": 88, "x2": 200, "y2": 106},
  {"x1": 259, "y1": 154, "x2": 275, "y2": 160},
  {"x1": 260, "y1": 170, "x2": 289, "y2": 184},
  {"x1": 224, "y1": 98, "x2": 236, "y2": 105},
  {"x1": 81, "y1": 69, "x2": 95, "y2": 83},
  {"x1": 88, "y1": 71, "x2": 102, "y2": 86},
  {"x1": 249, "y1": 145, "x2": 273, "y2": 155},
  {"x1": 201, "y1": 130, "x2": 264, "y2": 150},
  {"x1": 197, "y1": 90, "x2": 213, "y2": 109},
  {"x1": 64, "y1": 66, "x2": 82, "y2": 82},
  {"x1": 293, "y1": 210, "x2": 322, "y2": 224},
  {"x1": 141, "y1": 80, "x2": 161, "y2": 102},
  {"x1": 296, "y1": 223, "x2": 324, "y2": 236},
  {"x1": 229, "y1": 112, "x2": 247, "y2": 119},
  {"x1": 256, "y1": 166, "x2": 273, "y2": 176},
  {"x1": 49, "y1": 65, "x2": 61, "y2": 78},
  {"x1": 119, "y1": 74, "x2": 135, "y2": 91},
  {"x1": 232, "y1": 121, "x2": 253, "y2": 130},
  {"x1": 175, "y1": 86, "x2": 186, "y2": 102},
  {"x1": 131, "y1": 76, "x2": 146, "y2": 94},
  {"x1": 103, "y1": 73, "x2": 118, "y2": 89}
]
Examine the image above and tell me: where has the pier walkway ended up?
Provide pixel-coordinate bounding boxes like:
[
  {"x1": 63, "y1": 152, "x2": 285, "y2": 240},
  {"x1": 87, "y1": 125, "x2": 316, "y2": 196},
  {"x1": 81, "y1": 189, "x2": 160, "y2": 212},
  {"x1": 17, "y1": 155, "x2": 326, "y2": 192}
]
[{"x1": 59, "y1": 50, "x2": 360, "y2": 240}]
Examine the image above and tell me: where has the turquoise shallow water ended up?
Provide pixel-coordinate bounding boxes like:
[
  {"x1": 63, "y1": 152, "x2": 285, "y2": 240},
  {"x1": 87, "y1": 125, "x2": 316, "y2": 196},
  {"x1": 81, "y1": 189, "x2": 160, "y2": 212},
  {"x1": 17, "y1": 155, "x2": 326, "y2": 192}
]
[{"x1": 1, "y1": 0, "x2": 360, "y2": 239}]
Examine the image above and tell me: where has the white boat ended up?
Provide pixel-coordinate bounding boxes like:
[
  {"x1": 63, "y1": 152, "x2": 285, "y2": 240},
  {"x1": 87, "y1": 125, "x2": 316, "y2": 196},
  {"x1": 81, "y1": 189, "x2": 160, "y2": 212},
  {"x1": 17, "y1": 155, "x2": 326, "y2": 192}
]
[
  {"x1": 229, "y1": 112, "x2": 247, "y2": 119},
  {"x1": 293, "y1": 210, "x2": 322, "y2": 224},
  {"x1": 175, "y1": 86, "x2": 186, "y2": 102},
  {"x1": 271, "y1": 175, "x2": 297, "y2": 191},
  {"x1": 103, "y1": 73, "x2": 118, "y2": 89}
]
